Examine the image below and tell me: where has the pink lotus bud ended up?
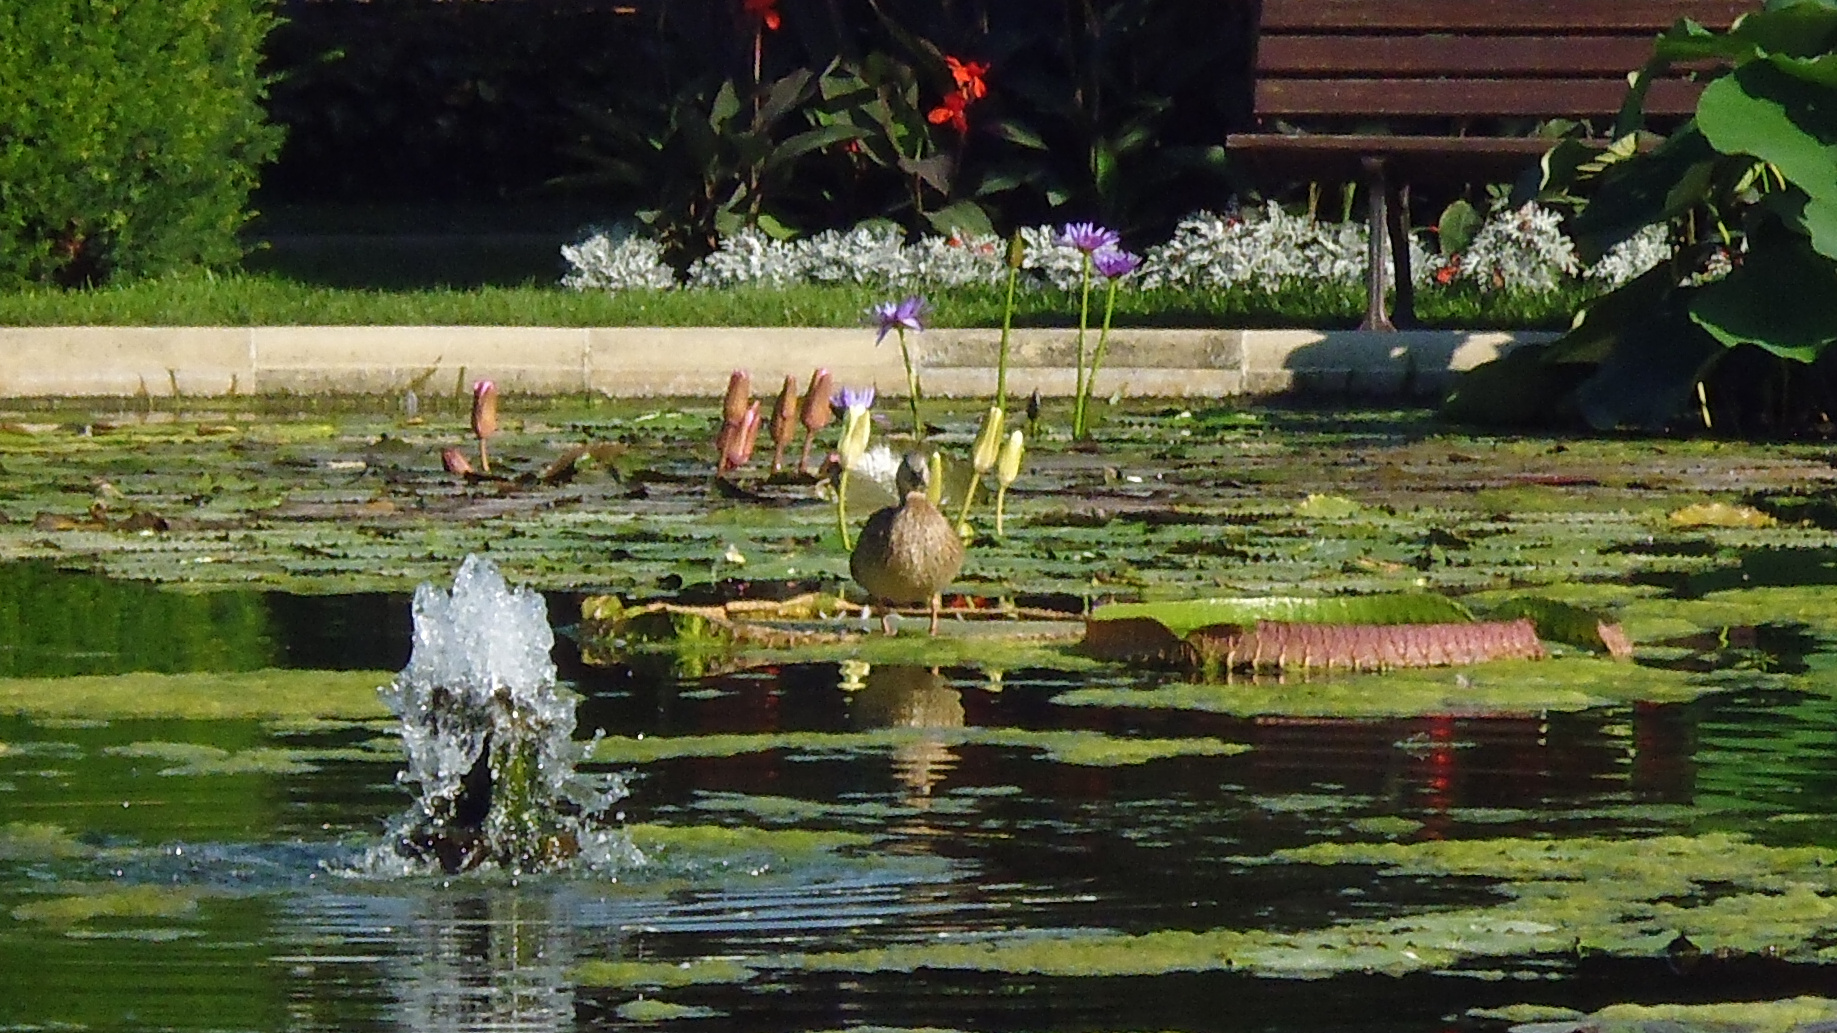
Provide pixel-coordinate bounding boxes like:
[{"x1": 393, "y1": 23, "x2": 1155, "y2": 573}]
[
  {"x1": 769, "y1": 374, "x2": 798, "y2": 471},
  {"x1": 720, "y1": 401, "x2": 761, "y2": 474},
  {"x1": 470, "y1": 380, "x2": 498, "y2": 440},
  {"x1": 799, "y1": 368, "x2": 833, "y2": 433},
  {"x1": 722, "y1": 369, "x2": 752, "y2": 426}
]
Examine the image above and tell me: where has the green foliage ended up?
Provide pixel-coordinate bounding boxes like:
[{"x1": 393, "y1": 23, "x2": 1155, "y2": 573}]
[
  {"x1": 564, "y1": 68, "x2": 859, "y2": 266},
  {"x1": 1462, "y1": 0, "x2": 1837, "y2": 432},
  {"x1": 0, "y1": 0, "x2": 283, "y2": 287}
]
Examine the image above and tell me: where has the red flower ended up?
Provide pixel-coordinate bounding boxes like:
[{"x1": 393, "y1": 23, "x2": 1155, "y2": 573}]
[
  {"x1": 946, "y1": 56, "x2": 989, "y2": 100},
  {"x1": 927, "y1": 91, "x2": 969, "y2": 134},
  {"x1": 1433, "y1": 255, "x2": 1460, "y2": 285},
  {"x1": 743, "y1": 0, "x2": 780, "y2": 31}
]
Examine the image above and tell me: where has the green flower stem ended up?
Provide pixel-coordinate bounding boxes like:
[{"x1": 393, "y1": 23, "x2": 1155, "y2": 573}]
[
  {"x1": 996, "y1": 262, "x2": 1020, "y2": 412},
  {"x1": 896, "y1": 327, "x2": 922, "y2": 438},
  {"x1": 955, "y1": 475, "x2": 980, "y2": 529},
  {"x1": 1072, "y1": 254, "x2": 1094, "y2": 438},
  {"x1": 1083, "y1": 279, "x2": 1122, "y2": 437},
  {"x1": 836, "y1": 469, "x2": 854, "y2": 550},
  {"x1": 994, "y1": 482, "x2": 1010, "y2": 537}
]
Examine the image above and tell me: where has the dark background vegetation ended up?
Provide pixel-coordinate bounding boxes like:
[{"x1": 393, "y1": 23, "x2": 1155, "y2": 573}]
[{"x1": 262, "y1": 0, "x2": 1257, "y2": 247}]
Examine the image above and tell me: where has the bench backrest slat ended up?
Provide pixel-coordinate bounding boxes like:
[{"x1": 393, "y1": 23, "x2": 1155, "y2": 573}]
[
  {"x1": 1258, "y1": 78, "x2": 1704, "y2": 119},
  {"x1": 1259, "y1": 0, "x2": 1752, "y2": 33},
  {"x1": 1257, "y1": 36, "x2": 1668, "y2": 78},
  {"x1": 1251, "y1": 0, "x2": 1756, "y2": 124}
]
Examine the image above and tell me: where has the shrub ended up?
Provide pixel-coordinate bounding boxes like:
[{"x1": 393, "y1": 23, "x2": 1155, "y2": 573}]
[{"x1": 0, "y1": 0, "x2": 283, "y2": 287}]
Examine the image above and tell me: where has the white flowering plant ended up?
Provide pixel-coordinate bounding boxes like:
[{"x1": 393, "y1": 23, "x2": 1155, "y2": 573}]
[{"x1": 563, "y1": 203, "x2": 1651, "y2": 300}]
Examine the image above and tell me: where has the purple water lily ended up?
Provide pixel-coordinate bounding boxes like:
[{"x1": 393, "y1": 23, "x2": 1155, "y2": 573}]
[
  {"x1": 1093, "y1": 247, "x2": 1142, "y2": 280},
  {"x1": 870, "y1": 296, "x2": 929, "y2": 344},
  {"x1": 834, "y1": 385, "x2": 876, "y2": 412},
  {"x1": 1057, "y1": 222, "x2": 1120, "y2": 255}
]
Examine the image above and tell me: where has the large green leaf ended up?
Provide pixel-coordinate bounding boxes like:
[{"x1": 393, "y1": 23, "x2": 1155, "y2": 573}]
[
  {"x1": 1572, "y1": 287, "x2": 1725, "y2": 430},
  {"x1": 1689, "y1": 233, "x2": 1837, "y2": 361},
  {"x1": 1568, "y1": 127, "x2": 1720, "y2": 261},
  {"x1": 1697, "y1": 62, "x2": 1837, "y2": 203},
  {"x1": 1091, "y1": 595, "x2": 1472, "y2": 638},
  {"x1": 1731, "y1": 1, "x2": 1837, "y2": 59}
]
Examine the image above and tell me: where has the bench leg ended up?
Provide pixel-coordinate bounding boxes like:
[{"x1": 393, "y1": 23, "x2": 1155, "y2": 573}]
[
  {"x1": 1388, "y1": 183, "x2": 1417, "y2": 329},
  {"x1": 1359, "y1": 157, "x2": 1394, "y2": 332}
]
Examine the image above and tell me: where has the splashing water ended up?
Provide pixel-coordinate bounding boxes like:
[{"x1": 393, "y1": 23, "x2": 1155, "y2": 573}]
[{"x1": 370, "y1": 555, "x2": 637, "y2": 875}]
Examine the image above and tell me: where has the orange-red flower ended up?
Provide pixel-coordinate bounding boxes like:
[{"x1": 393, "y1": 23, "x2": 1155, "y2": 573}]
[
  {"x1": 927, "y1": 92, "x2": 969, "y2": 134},
  {"x1": 743, "y1": 0, "x2": 780, "y2": 31},
  {"x1": 947, "y1": 56, "x2": 989, "y2": 100}
]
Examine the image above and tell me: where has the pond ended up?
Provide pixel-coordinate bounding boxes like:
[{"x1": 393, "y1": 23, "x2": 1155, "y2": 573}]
[{"x1": 3, "y1": 399, "x2": 1837, "y2": 1031}]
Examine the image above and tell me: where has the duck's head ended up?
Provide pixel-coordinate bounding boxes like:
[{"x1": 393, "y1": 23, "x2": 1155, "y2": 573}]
[{"x1": 895, "y1": 450, "x2": 931, "y2": 496}]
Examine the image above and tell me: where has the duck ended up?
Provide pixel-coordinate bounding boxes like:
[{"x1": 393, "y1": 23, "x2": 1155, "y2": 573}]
[{"x1": 850, "y1": 451, "x2": 965, "y2": 635}]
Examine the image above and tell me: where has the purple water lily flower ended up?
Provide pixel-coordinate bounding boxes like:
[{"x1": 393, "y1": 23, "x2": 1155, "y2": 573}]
[
  {"x1": 1057, "y1": 221, "x2": 1120, "y2": 255},
  {"x1": 834, "y1": 385, "x2": 876, "y2": 412},
  {"x1": 1093, "y1": 247, "x2": 1142, "y2": 280},
  {"x1": 870, "y1": 296, "x2": 929, "y2": 344}
]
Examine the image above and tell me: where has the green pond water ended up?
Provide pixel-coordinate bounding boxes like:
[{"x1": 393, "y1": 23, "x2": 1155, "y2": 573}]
[{"x1": 4, "y1": 399, "x2": 1837, "y2": 1031}]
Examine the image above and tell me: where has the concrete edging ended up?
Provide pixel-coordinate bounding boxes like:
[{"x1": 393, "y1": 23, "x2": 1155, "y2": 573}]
[{"x1": 0, "y1": 326, "x2": 1551, "y2": 399}]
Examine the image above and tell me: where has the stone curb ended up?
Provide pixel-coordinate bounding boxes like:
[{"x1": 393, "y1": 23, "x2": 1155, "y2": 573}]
[{"x1": 0, "y1": 326, "x2": 1550, "y2": 400}]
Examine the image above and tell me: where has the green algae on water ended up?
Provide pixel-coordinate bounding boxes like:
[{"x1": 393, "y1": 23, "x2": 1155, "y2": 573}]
[
  {"x1": 1473, "y1": 996, "x2": 1837, "y2": 1033},
  {"x1": 0, "y1": 822, "x2": 93, "y2": 862},
  {"x1": 612, "y1": 999, "x2": 723, "y2": 1022},
  {"x1": 570, "y1": 957, "x2": 757, "y2": 989},
  {"x1": 0, "y1": 669, "x2": 393, "y2": 722},
  {"x1": 11, "y1": 884, "x2": 200, "y2": 925}
]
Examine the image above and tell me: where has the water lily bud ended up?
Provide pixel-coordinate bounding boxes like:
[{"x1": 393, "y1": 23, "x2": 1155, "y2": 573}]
[
  {"x1": 1005, "y1": 230, "x2": 1025, "y2": 270},
  {"x1": 970, "y1": 406, "x2": 1004, "y2": 474},
  {"x1": 925, "y1": 450, "x2": 945, "y2": 506},
  {"x1": 769, "y1": 374, "x2": 798, "y2": 470},
  {"x1": 722, "y1": 369, "x2": 752, "y2": 426},
  {"x1": 471, "y1": 380, "x2": 499, "y2": 440},
  {"x1": 720, "y1": 401, "x2": 761, "y2": 474},
  {"x1": 442, "y1": 447, "x2": 474, "y2": 476},
  {"x1": 838, "y1": 405, "x2": 872, "y2": 470},
  {"x1": 997, "y1": 429, "x2": 1024, "y2": 486},
  {"x1": 799, "y1": 369, "x2": 833, "y2": 432}
]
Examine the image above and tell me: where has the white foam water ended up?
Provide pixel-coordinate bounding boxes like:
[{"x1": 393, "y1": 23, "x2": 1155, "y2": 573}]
[{"x1": 370, "y1": 555, "x2": 638, "y2": 875}]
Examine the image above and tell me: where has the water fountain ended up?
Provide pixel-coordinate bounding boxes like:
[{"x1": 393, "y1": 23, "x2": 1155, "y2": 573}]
[{"x1": 375, "y1": 554, "x2": 634, "y2": 875}]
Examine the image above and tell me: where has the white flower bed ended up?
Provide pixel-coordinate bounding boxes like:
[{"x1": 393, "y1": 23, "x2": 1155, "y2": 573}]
[{"x1": 561, "y1": 202, "x2": 1676, "y2": 294}]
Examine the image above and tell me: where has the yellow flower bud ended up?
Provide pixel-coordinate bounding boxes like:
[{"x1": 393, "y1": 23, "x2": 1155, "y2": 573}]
[
  {"x1": 838, "y1": 405, "x2": 872, "y2": 469},
  {"x1": 1005, "y1": 230, "x2": 1025, "y2": 270},
  {"x1": 970, "y1": 406, "x2": 1004, "y2": 474},
  {"x1": 925, "y1": 450, "x2": 945, "y2": 506},
  {"x1": 997, "y1": 429, "x2": 1024, "y2": 486}
]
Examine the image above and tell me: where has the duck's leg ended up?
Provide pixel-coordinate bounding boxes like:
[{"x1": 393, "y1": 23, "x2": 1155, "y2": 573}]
[
  {"x1": 928, "y1": 593, "x2": 942, "y2": 636},
  {"x1": 880, "y1": 606, "x2": 897, "y2": 636}
]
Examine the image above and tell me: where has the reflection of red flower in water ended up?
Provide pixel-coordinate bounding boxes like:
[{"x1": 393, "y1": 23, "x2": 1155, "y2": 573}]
[
  {"x1": 927, "y1": 91, "x2": 969, "y2": 134},
  {"x1": 743, "y1": 0, "x2": 780, "y2": 30}
]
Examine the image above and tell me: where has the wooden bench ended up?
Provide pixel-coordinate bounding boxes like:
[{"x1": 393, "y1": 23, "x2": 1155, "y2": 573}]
[{"x1": 1225, "y1": 0, "x2": 1755, "y2": 330}]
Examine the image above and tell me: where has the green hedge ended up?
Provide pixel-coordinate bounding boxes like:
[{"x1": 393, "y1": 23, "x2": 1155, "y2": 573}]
[{"x1": 0, "y1": 0, "x2": 283, "y2": 287}]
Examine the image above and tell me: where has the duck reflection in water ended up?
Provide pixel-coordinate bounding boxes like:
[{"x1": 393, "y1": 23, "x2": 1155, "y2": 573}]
[{"x1": 846, "y1": 663, "x2": 964, "y2": 812}]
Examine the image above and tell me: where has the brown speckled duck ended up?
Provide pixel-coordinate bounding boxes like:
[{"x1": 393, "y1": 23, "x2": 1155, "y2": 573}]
[{"x1": 850, "y1": 451, "x2": 965, "y2": 635}]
